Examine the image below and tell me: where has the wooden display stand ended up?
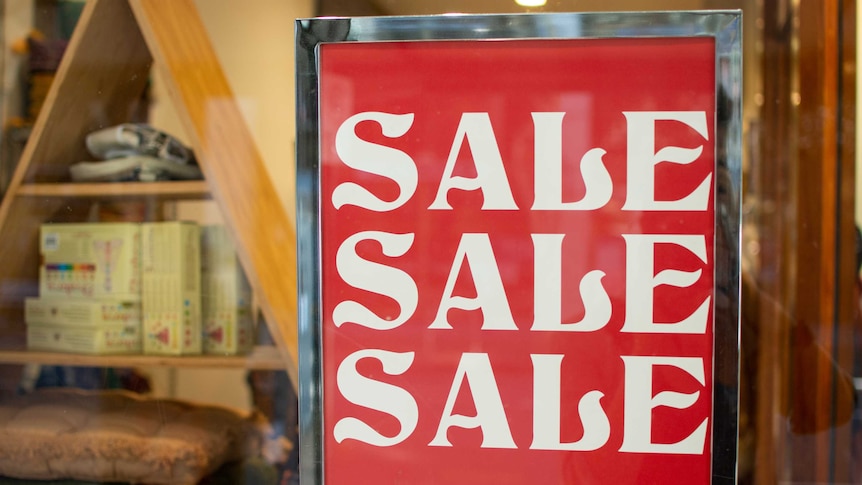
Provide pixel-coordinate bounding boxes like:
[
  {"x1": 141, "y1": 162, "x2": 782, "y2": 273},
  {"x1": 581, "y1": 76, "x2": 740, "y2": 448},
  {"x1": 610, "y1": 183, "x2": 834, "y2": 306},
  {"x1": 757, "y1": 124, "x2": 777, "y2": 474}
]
[{"x1": 0, "y1": 0, "x2": 298, "y2": 386}]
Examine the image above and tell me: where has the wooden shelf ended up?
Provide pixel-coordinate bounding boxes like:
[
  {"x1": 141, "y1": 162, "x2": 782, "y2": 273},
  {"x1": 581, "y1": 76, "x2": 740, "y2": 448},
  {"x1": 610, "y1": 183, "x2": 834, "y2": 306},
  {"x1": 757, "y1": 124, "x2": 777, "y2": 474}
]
[
  {"x1": 0, "y1": 0, "x2": 299, "y2": 392},
  {"x1": 16, "y1": 181, "x2": 211, "y2": 199},
  {"x1": 0, "y1": 345, "x2": 286, "y2": 370}
]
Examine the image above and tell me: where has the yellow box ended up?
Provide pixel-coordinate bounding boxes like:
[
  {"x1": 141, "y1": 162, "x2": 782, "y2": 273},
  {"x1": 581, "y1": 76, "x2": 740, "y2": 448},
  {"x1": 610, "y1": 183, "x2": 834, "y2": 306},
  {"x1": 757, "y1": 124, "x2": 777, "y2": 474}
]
[
  {"x1": 39, "y1": 223, "x2": 141, "y2": 300},
  {"x1": 25, "y1": 298, "x2": 141, "y2": 327},
  {"x1": 27, "y1": 324, "x2": 141, "y2": 354},
  {"x1": 201, "y1": 225, "x2": 254, "y2": 355},
  {"x1": 142, "y1": 222, "x2": 201, "y2": 355}
]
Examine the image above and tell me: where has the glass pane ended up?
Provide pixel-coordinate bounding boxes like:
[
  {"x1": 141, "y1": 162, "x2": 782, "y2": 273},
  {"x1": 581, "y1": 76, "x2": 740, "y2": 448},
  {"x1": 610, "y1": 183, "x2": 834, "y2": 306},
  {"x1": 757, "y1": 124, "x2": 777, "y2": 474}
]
[{"x1": 309, "y1": 0, "x2": 858, "y2": 484}]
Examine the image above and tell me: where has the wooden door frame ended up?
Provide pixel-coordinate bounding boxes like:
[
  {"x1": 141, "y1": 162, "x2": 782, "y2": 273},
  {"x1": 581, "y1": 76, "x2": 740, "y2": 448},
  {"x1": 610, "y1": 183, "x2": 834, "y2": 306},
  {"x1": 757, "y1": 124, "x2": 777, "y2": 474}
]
[{"x1": 756, "y1": 0, "x2": 856, "y2": 483}]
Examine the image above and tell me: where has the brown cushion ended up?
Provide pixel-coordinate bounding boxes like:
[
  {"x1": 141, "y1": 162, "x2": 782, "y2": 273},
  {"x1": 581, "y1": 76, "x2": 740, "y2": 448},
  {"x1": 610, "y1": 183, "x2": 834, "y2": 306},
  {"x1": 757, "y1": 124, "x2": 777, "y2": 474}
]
[{"x1": 0, "y1": 388, "x2": 266, "y2": 484}]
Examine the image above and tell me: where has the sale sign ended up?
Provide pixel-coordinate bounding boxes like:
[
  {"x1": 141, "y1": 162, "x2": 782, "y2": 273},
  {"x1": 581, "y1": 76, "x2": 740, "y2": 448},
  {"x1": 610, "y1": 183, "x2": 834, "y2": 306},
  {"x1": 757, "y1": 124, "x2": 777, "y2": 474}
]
[{"x1": 298, "y1": 14, "x2": 740, "y2": 484}]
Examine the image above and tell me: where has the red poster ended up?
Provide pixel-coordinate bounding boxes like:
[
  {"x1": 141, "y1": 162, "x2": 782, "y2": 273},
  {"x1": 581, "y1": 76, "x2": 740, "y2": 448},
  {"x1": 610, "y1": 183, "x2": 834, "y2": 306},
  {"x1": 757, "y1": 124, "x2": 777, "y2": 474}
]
[{"x1": 318, "y1": 37, "x2": 716, "y2": 484}]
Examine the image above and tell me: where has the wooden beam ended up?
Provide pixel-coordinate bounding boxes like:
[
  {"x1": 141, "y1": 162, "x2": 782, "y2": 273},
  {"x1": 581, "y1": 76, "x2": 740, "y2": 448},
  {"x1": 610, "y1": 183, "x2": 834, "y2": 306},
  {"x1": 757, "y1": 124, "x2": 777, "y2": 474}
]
[{"x1": 129, "y1": 0, "x2": 299, "y2": 388}]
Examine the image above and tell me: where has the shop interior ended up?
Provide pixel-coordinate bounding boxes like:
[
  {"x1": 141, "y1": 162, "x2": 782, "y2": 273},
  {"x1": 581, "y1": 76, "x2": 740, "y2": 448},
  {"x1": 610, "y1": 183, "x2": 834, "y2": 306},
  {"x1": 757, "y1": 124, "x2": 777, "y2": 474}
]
[{"x1": 0, "y1": 0, "x2": 855, "y2": 484}]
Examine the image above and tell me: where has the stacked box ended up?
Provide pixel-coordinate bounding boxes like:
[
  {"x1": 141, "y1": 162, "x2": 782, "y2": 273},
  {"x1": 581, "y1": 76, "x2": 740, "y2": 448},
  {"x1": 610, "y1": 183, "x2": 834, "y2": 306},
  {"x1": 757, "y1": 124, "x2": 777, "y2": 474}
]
[
  {"x1": 142, "y1": 222, "x2": 201, "y2": 355},
  {"x1": 26, "y1": 298, "x2": 141, "y2": 327},
  {"x1": 28, "y1": 223, "x2": 143, "y2": 354},
  {"x1": 38, "y1": 223, "x2": 141, "y2": 300},
  {"x1": 26, "y1": 297, "x2": 141, "y2": 354},
  {"x1": 27, "y1": 324, "x2": 140, "y2": 354},
  {"x1": 201, "y1": 225, "x2": 254, "y2": 355}
]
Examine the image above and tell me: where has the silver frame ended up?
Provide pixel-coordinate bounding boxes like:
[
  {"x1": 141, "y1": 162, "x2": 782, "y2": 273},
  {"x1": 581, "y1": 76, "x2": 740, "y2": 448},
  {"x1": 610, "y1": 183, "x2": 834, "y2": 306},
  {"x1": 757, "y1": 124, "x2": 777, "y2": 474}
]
[{"x1": 296, "y1": 11, "x2": 742, "y2": 485}]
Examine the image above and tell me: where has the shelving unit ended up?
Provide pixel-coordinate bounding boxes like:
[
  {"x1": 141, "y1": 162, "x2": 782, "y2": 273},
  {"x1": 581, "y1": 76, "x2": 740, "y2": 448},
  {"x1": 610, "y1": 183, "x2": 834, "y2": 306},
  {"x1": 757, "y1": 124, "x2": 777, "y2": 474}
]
[
  {"x1": 15, "y1": 180, "x2": 211, "y2": 199},
  {"x1": 0, "y1": 0, "x2": 298, "y2": 383},
  {"x1": 0, "y1": 346, "x2": 285, "y2": 370}
]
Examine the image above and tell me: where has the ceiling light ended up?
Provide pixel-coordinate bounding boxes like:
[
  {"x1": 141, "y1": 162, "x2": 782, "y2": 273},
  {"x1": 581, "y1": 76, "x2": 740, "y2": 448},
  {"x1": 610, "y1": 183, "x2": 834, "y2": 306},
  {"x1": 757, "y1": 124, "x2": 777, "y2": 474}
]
[{"x1": 516, "y1": 0, "x2": 547, "y2": 6}]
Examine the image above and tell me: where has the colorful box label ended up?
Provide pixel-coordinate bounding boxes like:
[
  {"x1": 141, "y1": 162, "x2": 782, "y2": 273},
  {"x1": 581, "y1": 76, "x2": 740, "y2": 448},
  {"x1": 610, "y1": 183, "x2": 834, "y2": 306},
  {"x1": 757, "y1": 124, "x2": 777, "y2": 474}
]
[{"x1": 39, "y1": 223, "x2": 141, "y2": 300}]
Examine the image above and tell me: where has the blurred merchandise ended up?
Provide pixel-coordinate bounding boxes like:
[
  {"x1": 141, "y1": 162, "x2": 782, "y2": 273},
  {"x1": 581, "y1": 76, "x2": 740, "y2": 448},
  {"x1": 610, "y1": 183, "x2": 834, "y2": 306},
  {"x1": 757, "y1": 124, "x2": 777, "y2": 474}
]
[
  {"x1": 70, "y1": 154, "x2": 203, "y2": 182},
  {"x1": 69, "y1": 124, "x2": 202, "y2": 183},
  {"x1": 86, "y1": 123, "x2": 196, "y2": 165}
]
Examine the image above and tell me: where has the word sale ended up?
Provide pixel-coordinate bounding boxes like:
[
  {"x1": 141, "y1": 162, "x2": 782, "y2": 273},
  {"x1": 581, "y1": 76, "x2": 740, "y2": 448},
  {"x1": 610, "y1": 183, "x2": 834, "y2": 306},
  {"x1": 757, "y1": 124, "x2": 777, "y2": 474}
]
[{"x1": 326, "y1": 110, "x2": 714, "y2": 455}]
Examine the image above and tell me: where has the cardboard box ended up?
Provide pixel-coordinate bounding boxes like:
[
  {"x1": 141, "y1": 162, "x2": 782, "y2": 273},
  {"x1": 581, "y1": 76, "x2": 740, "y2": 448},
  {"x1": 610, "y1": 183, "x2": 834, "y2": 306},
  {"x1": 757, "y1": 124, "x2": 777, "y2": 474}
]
[
  {"x1": 201, "y1": 225, "x2": 254, "y2": 355},
  {"x1": 27, "y1": 324, "x2": 141, "y2": 354},
  {"x1": 142, "y1": 222, "x2": 201, "y2": 355},
  {"x1": 25, "y1": 298, "x2": 141, "y2": 327},
  {"x1": 39, "y1": 223, "x2": 141, "y2": 300}
]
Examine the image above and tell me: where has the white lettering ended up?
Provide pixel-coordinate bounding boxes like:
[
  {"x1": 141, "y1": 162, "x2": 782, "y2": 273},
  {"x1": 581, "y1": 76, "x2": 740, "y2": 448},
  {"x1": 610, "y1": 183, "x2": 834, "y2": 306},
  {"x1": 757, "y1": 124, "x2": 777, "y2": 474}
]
[
  {"x1": 531, "y1": 234, "x2": 611, "y2": 331},
  {"x1": 530, "y1": 354, "x2": 610, "y2": 450},
  {"x1": 622, "y1": 111, "x2": 711, "y2": 211},
  {"x1": 531, "y1": 112, "x2": 612, "y2": 210},
  {"x1": 429, "y1": 233, "x2": 518, "y2": 330},
  {"x1": 619, "y1": 355, "x2": 708, "y2": 454},
  {"x1": 334, "y1": 349, "x2": 418, "y2": 446},
  {"x1": 333, "y1": 231, "x2": 417, "y2": 330},
  {"x1": 429, "y1": 113, "x2": 518, "y2": 210},
  {"x1": 620, "y1": 234, "x2": 710, "y2": 334},
  {"x1": 430, "y1": 353, "x2": 517, "y2": 448},
  {"x1": 333, "y1": 112, "x2": 417, "y2": 211}
]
